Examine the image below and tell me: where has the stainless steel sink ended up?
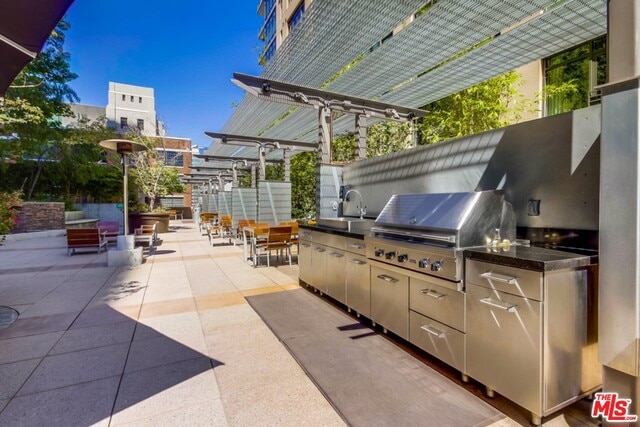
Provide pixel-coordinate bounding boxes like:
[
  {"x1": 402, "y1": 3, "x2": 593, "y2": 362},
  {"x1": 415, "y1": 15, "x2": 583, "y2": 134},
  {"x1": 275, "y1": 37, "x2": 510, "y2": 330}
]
[{"x1": 316, "y1": 217, "x2": 375, "y2": 233}]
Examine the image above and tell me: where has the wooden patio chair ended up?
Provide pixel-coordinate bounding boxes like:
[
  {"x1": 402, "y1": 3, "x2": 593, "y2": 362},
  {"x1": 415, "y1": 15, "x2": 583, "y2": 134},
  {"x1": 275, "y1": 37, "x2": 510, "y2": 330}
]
[{"x1": 254, "y1": 225, "x2": 292, "y2": 267}]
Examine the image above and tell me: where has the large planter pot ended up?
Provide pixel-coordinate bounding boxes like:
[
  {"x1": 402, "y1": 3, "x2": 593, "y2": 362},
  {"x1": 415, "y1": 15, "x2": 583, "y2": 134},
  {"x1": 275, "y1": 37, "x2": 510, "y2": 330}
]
[{"x1": 128, "y1": 213, "x2": 170, "y2": 234}]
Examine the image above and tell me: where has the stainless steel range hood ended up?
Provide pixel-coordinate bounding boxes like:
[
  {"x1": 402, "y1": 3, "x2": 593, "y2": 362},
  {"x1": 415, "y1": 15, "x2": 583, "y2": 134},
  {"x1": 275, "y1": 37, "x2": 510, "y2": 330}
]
[{"x1": 373, "y1": 190, "x2": 515, "y2": 248}]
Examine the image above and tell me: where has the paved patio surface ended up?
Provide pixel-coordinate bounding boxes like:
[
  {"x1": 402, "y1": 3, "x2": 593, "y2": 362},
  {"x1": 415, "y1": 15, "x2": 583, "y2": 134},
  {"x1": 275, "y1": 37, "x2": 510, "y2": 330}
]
[{"x1": 0, "y1": 221, "x2": 593, "y2": 426}]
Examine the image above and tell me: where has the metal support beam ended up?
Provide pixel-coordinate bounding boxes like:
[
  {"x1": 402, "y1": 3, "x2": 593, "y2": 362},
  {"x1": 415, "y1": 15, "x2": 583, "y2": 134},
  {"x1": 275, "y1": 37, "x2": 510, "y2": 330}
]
[{"x1": 355, "y1": 113, "x2": 367, "y2": 160}]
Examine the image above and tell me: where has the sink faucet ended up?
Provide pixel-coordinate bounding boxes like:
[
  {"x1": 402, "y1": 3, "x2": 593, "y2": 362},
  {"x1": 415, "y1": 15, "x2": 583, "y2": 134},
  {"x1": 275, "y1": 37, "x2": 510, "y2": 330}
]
[{"x1": 344, "y1": 189, "x2": 367, "y2": 219}]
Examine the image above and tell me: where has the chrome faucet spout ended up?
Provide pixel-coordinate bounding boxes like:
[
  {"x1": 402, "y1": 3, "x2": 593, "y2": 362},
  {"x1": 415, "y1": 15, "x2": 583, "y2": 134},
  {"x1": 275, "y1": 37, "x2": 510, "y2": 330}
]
[{"x1": 344, "y1": 189, "x2": 366, "y2": 219}]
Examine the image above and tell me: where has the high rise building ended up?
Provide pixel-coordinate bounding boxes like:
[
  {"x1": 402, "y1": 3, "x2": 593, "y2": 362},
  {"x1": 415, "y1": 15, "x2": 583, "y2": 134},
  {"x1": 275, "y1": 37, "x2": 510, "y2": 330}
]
[{"x1": 258, "y1": 0, "x2": 312, "y2": 63}]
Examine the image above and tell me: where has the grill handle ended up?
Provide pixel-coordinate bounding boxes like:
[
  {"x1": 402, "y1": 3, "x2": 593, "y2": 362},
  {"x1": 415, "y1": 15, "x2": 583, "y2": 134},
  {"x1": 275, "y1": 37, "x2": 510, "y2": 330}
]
[
  {"x1": 421, "y1": 325, "x2": 446, "y2": 338},
  {"x1": 349, "y1": 259, "x2": 367, "y2": 265},
  {"x1": 480, "y1": 271, "x2": 517, "y2": 285},
  {"x1": 420, "y1": 289, "x2": 446, "y2": 300},
  {"x1": 348, "y1": 243, "x2": 365, "y2": 250},
  {"x1": 377, "y1": 274, "x2": 399, "y2": 283},
  {"x1": 479, "y1": 297, "x2": 518, "y2": 313}
]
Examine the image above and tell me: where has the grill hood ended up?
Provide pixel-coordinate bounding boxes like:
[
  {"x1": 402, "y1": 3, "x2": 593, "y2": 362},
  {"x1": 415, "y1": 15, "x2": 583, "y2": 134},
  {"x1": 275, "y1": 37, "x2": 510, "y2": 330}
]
[{"x1": 373, "y1": 190, "x2": 515, "y2": 248}]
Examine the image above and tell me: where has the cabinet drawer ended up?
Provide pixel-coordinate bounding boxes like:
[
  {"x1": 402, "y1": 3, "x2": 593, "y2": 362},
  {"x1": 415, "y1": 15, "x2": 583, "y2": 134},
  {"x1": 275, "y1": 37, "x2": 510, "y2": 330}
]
[
  {"x1": 371, "y1": 265, "x2": 409, "y2": 340},
  {"x1": 345, "y1": 237, "x2": 366, "y2": 255},
  {"x1": 346, "y1": 254, "x2": 370, "y2": 317},
  {"x1": 410, "y1": 278, "x2": 465, "y2": 332},
  {"x1": 466, "y1": 259, "x2": 543, "y2": 301},
  {"x1": 410, "y1": 311, "x2": 465, "y2": 372}
]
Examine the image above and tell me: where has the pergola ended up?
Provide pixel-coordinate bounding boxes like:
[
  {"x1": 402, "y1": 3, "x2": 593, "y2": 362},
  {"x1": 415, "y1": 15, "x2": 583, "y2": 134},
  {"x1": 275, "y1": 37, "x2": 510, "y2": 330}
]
[{"x1": 204, "y1": 0, "x2": 640, "y2": 406}]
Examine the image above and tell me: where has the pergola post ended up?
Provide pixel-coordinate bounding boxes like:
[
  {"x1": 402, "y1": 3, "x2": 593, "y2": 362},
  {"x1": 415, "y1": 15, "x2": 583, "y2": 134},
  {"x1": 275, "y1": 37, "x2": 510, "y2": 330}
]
[
  {"x1": 251, "y1": 164, "x2": 257, "y2": 188},
  {"x1": 355, "y1": 113, "x2": 367, "y2": 160},
  {"x1": 318, "y1": 106, "x2": 331, "y2": 164},
  {"x1": 258, "y1": 146, "x2": 267, "y2": 180},
  {"x1": 283, "y1": 148, "x2": 291, "y2": 181}
]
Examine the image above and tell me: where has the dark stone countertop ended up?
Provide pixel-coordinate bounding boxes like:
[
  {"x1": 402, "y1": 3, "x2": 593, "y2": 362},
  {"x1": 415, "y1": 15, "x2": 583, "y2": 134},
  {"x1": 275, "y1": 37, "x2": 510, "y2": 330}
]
[
  {"x1": 299, "y1": 224, "x2": 369, "y2": 240},
  {"x1": 464, "y1": 245, "x2": 596, "y2": 272}
]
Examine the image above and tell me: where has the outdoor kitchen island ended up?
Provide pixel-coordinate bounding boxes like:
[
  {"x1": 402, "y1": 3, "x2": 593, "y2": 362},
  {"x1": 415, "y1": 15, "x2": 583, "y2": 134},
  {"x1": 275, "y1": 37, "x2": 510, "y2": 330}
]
[{"x1": 298, "y1": 223, "x2": 601, "y2": 425}]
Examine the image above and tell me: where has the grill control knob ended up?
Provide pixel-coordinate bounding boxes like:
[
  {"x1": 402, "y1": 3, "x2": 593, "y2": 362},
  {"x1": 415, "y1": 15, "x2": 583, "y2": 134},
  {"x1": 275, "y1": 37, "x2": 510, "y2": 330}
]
[
  {"x1": 385, "y1": 251, "x2": 396, "y2": 260},
  {"x1": 397, "y1": 254, "x2": 408, "y2": 263},
  {"x1": 374, "y1": 249, "x2": 384, "y2": 257},
  {"x1": 418, "y1": 258, "x2": 430, "y2": 269},
  {"x1": 431, "y1": 261, "x2": 443, "y2": 272}
]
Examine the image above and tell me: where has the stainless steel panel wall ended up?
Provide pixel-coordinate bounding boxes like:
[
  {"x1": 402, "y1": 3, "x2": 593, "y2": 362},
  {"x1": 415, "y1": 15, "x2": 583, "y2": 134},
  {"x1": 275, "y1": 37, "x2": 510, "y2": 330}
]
[
  {"x1": 600, "y1": 84, "x2": 640, "y2": 376},
  {"x1": 231, "y1": 188, "x2": 257, "y2": 227},
  {"x1": 318, "y1": 164, "x2": 343, "y2": 219},
  {"x1": 343, "y1": 106, "x2": 600, "y2": 230},
  {"x1": 258, "y1": 181, "x2": 291, "y2": 224}
]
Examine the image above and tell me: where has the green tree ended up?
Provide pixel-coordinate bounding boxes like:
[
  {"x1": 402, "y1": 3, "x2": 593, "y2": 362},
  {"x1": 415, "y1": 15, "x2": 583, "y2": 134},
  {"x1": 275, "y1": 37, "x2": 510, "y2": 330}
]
[
  {"x1": 290, "y1": 152, "x2": 317, "y2": 220},
  {"x1": 127, "y1": 135, "x2": 186, "y2": 212},
  {"x1": 0, "y1": 21, "x2": 80, "y2": 200}
]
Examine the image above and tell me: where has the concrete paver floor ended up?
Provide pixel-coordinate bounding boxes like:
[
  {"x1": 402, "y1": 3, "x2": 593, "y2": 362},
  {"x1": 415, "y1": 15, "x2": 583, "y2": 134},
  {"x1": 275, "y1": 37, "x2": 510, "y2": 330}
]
[{"x1": 0, "y1": 222, "x2": 343, "y2": 426}]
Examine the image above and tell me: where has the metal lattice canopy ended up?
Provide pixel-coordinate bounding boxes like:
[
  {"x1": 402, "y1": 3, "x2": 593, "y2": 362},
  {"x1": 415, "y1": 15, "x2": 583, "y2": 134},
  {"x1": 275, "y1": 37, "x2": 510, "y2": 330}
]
[{"x1": 207, "y1": 0, "x2": 607, "y2": 157}]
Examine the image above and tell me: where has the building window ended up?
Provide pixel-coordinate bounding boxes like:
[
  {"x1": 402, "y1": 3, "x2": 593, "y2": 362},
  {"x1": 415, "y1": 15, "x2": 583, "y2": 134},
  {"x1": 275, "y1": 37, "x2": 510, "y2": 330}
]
[
  {"x1": 544, "y1": 36, "x2": 607, "y2": 116},
  {"x1": 139, "y1": 96, "x2": 142, "y2": 103},
  {"x1": 137, "y1": 119, "x2": 144, "y2": 131},
  {"x1": 160, "y1": 150, "x2": 184, "y2": 167},
  {"x1": 120, "y1": 117, "x2": 128, "y2": 129},
  {"x1": 130, "y1": 95, "x2": 134, "y2": 102},
  {"x1": 288, "y1": 2, "x2": 305, "y2": 30},
  {"x1": 264, "y1": 40, "x2": 276, "y2": 62},
  {"x1": 121, "y1": 94, "x2": 125, "y2": 101}
]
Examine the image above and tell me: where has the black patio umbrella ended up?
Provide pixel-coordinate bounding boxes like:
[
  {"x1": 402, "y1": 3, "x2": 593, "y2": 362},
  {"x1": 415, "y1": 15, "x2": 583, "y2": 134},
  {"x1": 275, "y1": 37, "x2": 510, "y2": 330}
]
[{"x1": 0, "y1": 0, "x2": 75, "y2": 96}]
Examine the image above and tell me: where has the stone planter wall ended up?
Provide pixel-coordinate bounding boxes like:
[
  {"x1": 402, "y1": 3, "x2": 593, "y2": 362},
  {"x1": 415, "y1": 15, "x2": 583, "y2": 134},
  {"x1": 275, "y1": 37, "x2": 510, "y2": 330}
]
[{"x1": 13, "y1": 202, "x2": 65, "y2": 232}]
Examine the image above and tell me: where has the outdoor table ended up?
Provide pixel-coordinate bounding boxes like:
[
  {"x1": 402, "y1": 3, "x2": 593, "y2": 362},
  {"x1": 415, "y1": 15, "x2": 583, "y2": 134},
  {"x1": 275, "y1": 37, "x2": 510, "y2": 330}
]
[{"x1": 242, "y1": 224, "x2": 270, "y2": 264}]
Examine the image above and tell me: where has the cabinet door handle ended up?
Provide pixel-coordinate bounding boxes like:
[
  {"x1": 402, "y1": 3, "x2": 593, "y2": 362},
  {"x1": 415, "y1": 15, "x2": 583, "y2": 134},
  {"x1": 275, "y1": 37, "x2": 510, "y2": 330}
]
[
  {"x1": 329, "y1": 252, "x2": 344, "y2": 258},
  {"x1": 480, "y1": 271, "x2": 517, "y2": 284},
  {"x1": 377, "y1": 274, "x2": 399, "y2": 283},
  {"x1": 349, "y1": 259, "x2": 367, "y2": 265},
  {"x1": 348, "y1": 243, "x2": 365, "y2": 249},
  {"x1": 479, "y1": 297, "x2": 518, "y2": 313},
  {"x1": 301, "y1": 243, "x2": 311, "y2": 248},
  {"x1": 314, "y1": 247, "x2": 326, "y2": 253},
  {"x1": 421, "y1": 325, "x2": 446, "y2": 338},
  {"x1": 420, "y1": 288, "x2": 446, "y2": 300}
]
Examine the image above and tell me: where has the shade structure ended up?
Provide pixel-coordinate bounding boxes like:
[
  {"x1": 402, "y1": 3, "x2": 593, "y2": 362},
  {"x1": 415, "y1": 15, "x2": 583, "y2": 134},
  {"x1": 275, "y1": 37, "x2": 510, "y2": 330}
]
[{"x1": 0, "y1": 0, "x2": 75, "y2": 95}]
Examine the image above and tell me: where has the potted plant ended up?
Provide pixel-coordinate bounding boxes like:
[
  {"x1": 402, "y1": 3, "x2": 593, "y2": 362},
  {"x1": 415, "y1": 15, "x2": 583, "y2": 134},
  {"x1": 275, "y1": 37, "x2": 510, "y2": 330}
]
[{"x1": 126, "y1": 136, "x2": 185, "y2": 234}]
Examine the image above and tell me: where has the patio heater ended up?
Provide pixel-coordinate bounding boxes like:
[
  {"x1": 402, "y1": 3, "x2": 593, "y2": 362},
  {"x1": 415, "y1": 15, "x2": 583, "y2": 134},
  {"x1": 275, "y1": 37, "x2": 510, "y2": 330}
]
[{"x1": 98, "y1": 139, "x2": 148, "y2": 240}]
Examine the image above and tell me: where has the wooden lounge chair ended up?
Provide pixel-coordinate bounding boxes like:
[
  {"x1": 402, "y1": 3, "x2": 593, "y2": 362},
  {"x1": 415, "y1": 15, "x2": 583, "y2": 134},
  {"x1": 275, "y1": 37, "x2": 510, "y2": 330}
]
[
  {"x1": 134, "y1": 222, "x2": 158, "y2": 250},
  {"x1": 66, "y1": 228, "x2": 108, "y2": 256}
]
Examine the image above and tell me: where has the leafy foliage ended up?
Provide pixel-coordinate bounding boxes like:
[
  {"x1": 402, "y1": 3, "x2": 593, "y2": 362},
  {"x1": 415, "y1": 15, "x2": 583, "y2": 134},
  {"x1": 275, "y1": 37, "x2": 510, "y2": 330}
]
[
  {"x1": 128, "y1": 135, "x2": 185, "y2": 212},
  {"x1": 290, "y1": 152, "x2": 317, "y2": 220},
  {"x1": 417, "y1": 71, "x2": 533, "y2": 144},
  {"x1": 0, "y1": 191, "x2": 22, "y2": 243}
]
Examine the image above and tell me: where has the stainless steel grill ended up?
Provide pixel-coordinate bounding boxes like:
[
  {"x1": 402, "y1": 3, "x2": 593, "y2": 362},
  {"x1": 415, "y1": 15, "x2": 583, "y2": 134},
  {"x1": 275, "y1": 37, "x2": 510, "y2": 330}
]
[{"x1": 365, "y1": 190, "x2": 515, "y2": 287}]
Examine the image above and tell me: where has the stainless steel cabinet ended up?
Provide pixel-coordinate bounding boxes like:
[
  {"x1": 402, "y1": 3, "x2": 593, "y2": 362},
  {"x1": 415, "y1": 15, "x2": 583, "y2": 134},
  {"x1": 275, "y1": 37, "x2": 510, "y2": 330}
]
[
  {"x1": 466, "y1": 282, "x2": 542, "y2": 416},
  {"x1": 409, "y1": 276, "x2": 466, "y2": 372},
  {"x1": 346, "y1": 253, "x2": 370, "y2": 317},
  {"x1": 465, "y1": 258, "x2": 600, "y2": 425},
  {"x1": 298, "y1": 239, "x2": 312, "y2": 284},
  {"x1": 370, "y1": 262, "x2": 409, "y2": 340},
  {"x1": 326, "y1": 248, "x2": 346, "y2": 303},
  {"x1": 310, "y1": 243, "x2": 327, "y2": 292}
]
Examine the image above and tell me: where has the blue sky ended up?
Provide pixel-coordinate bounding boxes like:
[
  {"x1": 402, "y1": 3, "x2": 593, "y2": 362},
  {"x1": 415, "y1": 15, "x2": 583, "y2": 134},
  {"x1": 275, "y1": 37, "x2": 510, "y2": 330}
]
[{"x1": 64, "y1": 1, "x2": 264, "y2": 149}]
